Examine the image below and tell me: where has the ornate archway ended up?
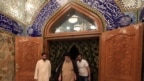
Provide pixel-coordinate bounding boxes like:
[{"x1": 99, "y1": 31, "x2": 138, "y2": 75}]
[
  {"x1": 44, "y1": 2, "x2": 104, "y2": 37},
  {"x1": 43, "y1": 2, "x2": 104, "y2": 81},
  {"x1": 43, "y1": 2, "x2": 104, "y2": 53}
]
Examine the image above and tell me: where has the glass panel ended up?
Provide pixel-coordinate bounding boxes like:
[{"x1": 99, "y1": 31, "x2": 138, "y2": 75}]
[{"x1": 53, "y1": 11, "x2": 98, "y2": 33}]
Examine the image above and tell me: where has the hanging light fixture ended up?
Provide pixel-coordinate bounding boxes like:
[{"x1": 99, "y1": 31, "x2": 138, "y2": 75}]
[
  {"x1": 74, "y1": 24, "x2": 80, "y2": 31},
  {"x1": 90, "y1": 25, "x2": 97, "y2": 30},
  {"x1": 68, "y1": 15, "x2": 78, "y2": 23}
]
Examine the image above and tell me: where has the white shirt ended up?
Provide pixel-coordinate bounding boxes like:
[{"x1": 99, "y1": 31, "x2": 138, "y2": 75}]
[
  {"x1": 34, "y1": 59, "x2": 51, "y2": 81},
  {"x1": 77, "y1": 59, "x2": 89, "y2": 76}
]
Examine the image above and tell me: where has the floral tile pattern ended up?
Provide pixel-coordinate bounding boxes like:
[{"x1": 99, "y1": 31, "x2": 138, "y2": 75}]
[
  {"x1": 0, "y1": 14, "x2": 23, "y2": 35},
  {"x1": 0, "y1": 0, "x2": 139, "y2": 36}
]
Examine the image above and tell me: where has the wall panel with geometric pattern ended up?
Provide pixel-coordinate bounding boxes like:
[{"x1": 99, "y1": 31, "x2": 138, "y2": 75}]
[{"x1": 49, "y1": 38, "x2": 99, "y2": 81}]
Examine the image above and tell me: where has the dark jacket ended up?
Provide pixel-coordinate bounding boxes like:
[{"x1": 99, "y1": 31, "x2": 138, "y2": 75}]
[{"x1": 54, "y1": 60, "x2": 79, "y2": 81}]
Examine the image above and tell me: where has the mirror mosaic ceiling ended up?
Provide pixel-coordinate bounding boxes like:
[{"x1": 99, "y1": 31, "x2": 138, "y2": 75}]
[
  {"x1": 0, "y1": 0, "x2": 144, "y2": 36},
  {"x1": 0, "y1": 0, "x2": 48, "y2": 25},
  {"x1": 0, "y1": 0, "x2": 143, "y2": 26}
]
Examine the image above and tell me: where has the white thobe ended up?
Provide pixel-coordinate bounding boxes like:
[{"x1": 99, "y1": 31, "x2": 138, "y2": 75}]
[{"x1": 34, "y1": 59, "x2": 51, "y2": 81}]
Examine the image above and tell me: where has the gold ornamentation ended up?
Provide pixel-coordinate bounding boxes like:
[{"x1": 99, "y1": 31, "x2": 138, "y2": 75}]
[{"x1": 115, "y1": 0, "x2": 142, "y2": 11}]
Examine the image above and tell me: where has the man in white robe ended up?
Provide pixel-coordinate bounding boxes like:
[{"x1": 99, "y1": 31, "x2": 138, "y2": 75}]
[{"x1": 34, "y1": 53, "x2": 51, "y2": 81}]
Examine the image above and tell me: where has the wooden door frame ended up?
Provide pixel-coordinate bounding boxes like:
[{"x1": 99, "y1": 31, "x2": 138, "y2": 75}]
[{"x1": 43, "y1": 2, "x2": 104, "y2": 81}]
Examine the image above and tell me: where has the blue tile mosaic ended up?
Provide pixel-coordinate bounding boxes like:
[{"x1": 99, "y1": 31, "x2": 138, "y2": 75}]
[
  {"x1": 0, "y1": 0, "x2": 134, "y2": 36},
  {"x1": 139, "y1": 7, "x2": 144, "y2": 21},
  {"x1": 27, "y1": 0, "x2": 60, "y2": 36},
  {"x1": 80, "y1": 0, "x2": 132, "y2": 30},
  {"x1": 27, "y1": 0, "x2": 133, "y2": 36},
  {"x1": 0, "y1": 14, "x2": 23, "y2": 35}
]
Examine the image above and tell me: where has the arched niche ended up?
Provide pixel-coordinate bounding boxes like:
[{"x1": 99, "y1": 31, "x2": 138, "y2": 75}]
[
  {"x1": 44, "y1": 2, "x2": 104, "y2": 39},
  {"x1": 43, "y1": 3, "x2": 103, "y2": 78}
]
